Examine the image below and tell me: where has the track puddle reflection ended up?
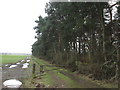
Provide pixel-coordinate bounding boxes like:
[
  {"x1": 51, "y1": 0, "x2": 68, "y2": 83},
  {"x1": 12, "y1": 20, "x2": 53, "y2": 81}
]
[
  {"x1": 9, "y1": 65, "x2": 17, "y2": 68},
  {"x1": 3, "y1": 79, "x2": 22, "y2": 88},
  {"x1": 22, "y1": 63, "x2": 29, "y2": 68}
]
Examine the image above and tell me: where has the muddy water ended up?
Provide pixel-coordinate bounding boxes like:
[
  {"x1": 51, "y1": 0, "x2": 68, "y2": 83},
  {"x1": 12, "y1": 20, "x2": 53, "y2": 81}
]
[
  {"x1": 22, "y1": 63, "x2": 29, "y2": 68},
  {"x1": 3, "y1": 79, "x2": 22, "y2": 88},
  {"x1": 9, "y1": 65, "x2": 17, "y2": 68},
  {"x1": 16, "y1": 62, "x2": 20, "y2": 65},
  {"x1": 26, "y1": 60, "x2": 30, "y2": 63}
]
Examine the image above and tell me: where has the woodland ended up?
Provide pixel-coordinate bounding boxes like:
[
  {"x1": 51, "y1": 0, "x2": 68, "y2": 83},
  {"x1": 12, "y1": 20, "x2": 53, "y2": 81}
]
[{"x1": 32, "y1": 2, "x2": 120, "y2": 82}]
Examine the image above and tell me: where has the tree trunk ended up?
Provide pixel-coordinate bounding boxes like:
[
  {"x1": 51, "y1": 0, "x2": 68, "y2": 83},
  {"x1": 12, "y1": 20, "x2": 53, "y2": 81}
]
[
  {"x1": 117, "y1": 34, "x2": 120, "y2": 88},
  {"x1": 116, "y1": 47, "x2": 119, "y2": 78},
  {"x1": 101, "y1": 9, "x2": 107, "y2": 62},
  {"x1": 78, "y1": 37, "x2": 81, "y2": 54}
]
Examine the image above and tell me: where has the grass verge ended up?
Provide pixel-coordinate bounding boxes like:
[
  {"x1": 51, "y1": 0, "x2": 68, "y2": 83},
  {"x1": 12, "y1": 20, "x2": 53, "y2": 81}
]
[
  {"x1": 24, "y1": 56, "x2": 117, "y2": 88},
  {"x1": 29, "y1": 57, "x2": 83, "y2": 88}
]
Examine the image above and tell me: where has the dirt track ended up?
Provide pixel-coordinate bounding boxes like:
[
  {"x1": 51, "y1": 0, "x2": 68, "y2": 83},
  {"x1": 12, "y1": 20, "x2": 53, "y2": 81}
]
[
  {"x1": 59, "y1": 70, "x2": 103, "y2": 88},
  {"x1": 31, "y1": 60, "x2": 104, "y2": 88},
  {"x1": 42, "y1": 68, "x2": 103, "y2": 88}
]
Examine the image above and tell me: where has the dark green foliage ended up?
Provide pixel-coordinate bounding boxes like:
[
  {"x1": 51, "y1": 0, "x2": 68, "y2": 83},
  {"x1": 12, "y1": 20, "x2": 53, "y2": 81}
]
[{"x1": 32, "y1": 2, "x2": 120, "y2": 80}]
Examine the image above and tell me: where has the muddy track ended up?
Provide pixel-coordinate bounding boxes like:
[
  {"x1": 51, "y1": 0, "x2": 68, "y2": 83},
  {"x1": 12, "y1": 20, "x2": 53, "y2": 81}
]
[
  {"x1": 2, "y1": 59, "x2": 31, "y2": 88},
  {"x1": 59, "y1": 70, "x2": 103, "y2": 88},
  {"x1": 48, "y1": 71, "x2": 68, "y2": 88},
  {"x1": 42, "y1": 64, "x2": 104, "y2": 88}
]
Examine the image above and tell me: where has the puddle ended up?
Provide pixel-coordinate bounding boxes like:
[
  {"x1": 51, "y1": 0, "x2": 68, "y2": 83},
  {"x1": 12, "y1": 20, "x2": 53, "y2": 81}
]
[
  {"x1": 9, "y1": 65, "x2": 17, "y2": 68},
  {"x1": 23, "y1": 63, "x2": 29, "y2": 66},
  {"x1": 26, "y1": 60, "x2": 30, "y2": 62},
  {"x1": 3, "y1": 79, "x2": 22, "y2": 88},
  {"x1": 22, "y1": 65, "x2": 28, "y2": 68},
  {"x1": 16, "y1": 62, "x2": 20, "y2": 65},
  {"x1": 22, "y1": 63, "x2": 29, "y2": 68},
  {"x1": 21, "y1": 60, "x2": 24, "y2": 62},
  {"x1": 26, "y1": 57, "x2": 29, "y2": 59},
  {"x1": 5, "y1": 64, "x2": 9, "y2": 67}
]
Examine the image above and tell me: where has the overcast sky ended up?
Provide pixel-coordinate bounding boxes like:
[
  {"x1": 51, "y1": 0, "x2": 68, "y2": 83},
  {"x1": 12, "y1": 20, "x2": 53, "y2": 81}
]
[{"x1": 0, "y1": 0, "x2": 49, "y2": 54}]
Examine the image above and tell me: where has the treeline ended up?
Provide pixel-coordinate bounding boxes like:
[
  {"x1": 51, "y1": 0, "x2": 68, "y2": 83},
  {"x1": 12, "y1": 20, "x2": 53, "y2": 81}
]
[{"x1": 32, "y1": 2, "x2": 120, "y2": 80}]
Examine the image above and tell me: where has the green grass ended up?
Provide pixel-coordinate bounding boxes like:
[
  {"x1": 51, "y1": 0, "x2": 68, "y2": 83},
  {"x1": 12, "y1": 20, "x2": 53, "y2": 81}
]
[
  {"x1": 56, "y1": 71, "x2": 81, "y2": 88},
  {"x1": 31, "y1": 57, "x2": 82, "y2": 88},
  {"x1": 42, "y1": 72, "x2": 54, "y2": 87},
  {"x1": 32, "y1": 57, "x2": 55, "y2": 86},
  {"x1": 29, "y1": 57, "x2": 118, "y2": 88},
  {"x1": 1, "y1": 54, "x2": 29, "y2": 65}
]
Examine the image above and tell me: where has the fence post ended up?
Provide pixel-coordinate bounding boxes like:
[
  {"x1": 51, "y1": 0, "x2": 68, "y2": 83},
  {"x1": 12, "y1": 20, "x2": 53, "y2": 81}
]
[
  {"x1": 32, "y1": 63, "x2": 36, "y2": 77},
  {"x1": 40, "y1": 65, "x2": 43, "y2": 75}
]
